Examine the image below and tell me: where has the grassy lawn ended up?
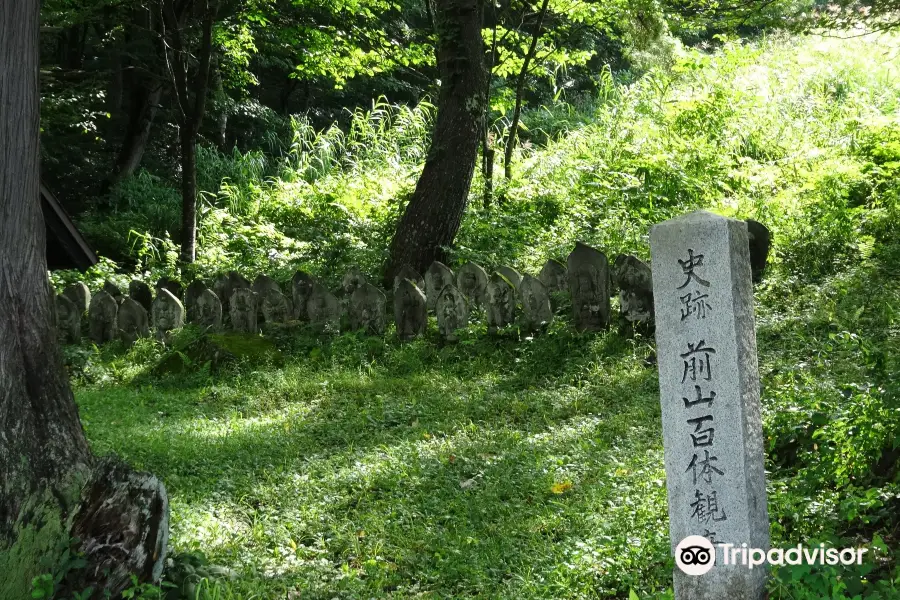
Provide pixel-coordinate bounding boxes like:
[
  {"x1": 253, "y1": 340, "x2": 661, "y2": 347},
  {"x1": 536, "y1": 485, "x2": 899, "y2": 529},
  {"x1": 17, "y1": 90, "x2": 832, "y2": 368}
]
[{"x1": 76, "y1": 323, "x2": 675, "y2": 598}]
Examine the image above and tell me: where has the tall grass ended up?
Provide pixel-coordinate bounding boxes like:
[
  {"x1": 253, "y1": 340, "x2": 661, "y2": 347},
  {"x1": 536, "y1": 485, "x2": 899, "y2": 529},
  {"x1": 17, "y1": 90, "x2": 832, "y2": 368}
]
[
  {"x1": 278, "y1": 97, "x2": 434, "y2": 183},
  {"x1": 459, "y1": 33, "x2": 900, "y2": 276},
  {"x1": 77, "y1": 33, "x2": 900, "y2": 291}
]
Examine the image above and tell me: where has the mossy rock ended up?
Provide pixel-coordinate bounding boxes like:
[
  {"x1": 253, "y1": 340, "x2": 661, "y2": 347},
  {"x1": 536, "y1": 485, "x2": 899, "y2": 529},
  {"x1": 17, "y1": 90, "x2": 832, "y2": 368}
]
[{"x1": 152, "y1": 332, "x2": 284, "y2": 375}]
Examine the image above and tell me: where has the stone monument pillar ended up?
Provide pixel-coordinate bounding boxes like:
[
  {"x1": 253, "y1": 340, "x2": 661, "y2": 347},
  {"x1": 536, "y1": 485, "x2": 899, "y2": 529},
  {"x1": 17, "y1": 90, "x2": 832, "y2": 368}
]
[{"x1": 650, "y1": 210, "x2": 769, "y2": 599}]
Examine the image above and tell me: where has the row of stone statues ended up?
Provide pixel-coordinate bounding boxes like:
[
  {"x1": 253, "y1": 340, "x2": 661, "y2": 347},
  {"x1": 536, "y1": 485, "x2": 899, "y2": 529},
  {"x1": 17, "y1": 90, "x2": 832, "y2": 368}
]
[
  {"x1": 56, "y1": 222, "x2": 769, "y2": 346},
  {"x1": 54, "y1": 241, "x2": 660, "y2": 347}
]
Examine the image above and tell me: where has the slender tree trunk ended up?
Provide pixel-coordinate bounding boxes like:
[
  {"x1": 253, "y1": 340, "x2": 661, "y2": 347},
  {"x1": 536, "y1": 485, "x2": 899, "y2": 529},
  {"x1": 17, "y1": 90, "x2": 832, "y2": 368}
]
[
  {"x1": 107, "y1": 47, "x2": 124, "y2": 120},
  {"x1": 482, "y1": 18, "x2": 497, "y2": 208},
  {"x1": 57, "y1": 24, "x2": 88, "y2": 70},
  {"x1": 1, "y1": 2, "x2": 169, "y2": 596},
  {"x1": 280, "y1": 79, "x2": 299, "y2": 114},
  {"x1": 100, "y1": 8, "x2": 123, "y2": 118},
  {"x1": 211, "y1": 59, "x2": 228, "y2": 150},
  {"x1": 424, "y1": 0, "x2": 435, "y2": 32},
  {"x1": 176, "y1": 3, "x2": 215, "y2": 265},
  {"x1": 384, "y1": 0, "x2": 486, "y2": 283},
  {"x1": 179, "y1": 126, "x2": 198, "y2": 263},
  {"x1": 110, "y1": 5, "x2": 163, "y2": 185},
  {"x1": 503, "y1": 0, "x2": 550, "y2": 180},
  {"x1": 482, "y1": 129, "x2": 495, "y2": 208},
  {"x1": 161, "y1": 0, "x2": 218, "y2": 264}
]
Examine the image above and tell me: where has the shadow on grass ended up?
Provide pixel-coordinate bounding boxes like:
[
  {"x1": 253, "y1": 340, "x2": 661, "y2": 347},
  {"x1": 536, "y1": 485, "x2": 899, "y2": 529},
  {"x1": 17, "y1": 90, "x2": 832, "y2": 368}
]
[
  {"x1": 94, "y1": 360, "x2": 660, "y2": 491},
  {"x1": 76, "y1": 315, "x2": 671, "y2": 597},
  {"x1": 149, "y1": 379, "x2": 671, "y2": 598}
]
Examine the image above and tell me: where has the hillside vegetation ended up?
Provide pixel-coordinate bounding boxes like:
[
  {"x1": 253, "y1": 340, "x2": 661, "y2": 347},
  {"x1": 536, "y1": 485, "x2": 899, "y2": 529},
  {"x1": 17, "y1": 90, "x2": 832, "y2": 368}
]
[{"x1": 62, "y1": 33, "x2": 900, "y2": 599}]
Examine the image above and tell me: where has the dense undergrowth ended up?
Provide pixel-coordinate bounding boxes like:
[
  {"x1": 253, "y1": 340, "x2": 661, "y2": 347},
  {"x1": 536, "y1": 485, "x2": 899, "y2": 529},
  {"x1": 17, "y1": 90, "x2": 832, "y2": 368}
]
[{"x1": 56, "y1": 33, "x2": 900, "y2": 598}]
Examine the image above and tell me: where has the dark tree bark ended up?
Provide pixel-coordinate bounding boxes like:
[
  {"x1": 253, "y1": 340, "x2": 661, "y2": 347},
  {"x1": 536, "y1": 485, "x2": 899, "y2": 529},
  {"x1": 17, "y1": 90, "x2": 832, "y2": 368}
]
[
  {"x1": 384, "y1": 0, "x2": 486, "y2": 283},
  {"x1": 160, "y1": 0, "x2": 218, "y2": 264},
  {"x1": 180, "y1": 124, "x2": 198, "y2": 258},
  {"x1": 482, "y1": 14, "x2": 498, "y2": 208},
  {"x1": 1, "y1": 0, "x2": 92, "y2": 527},
  {"x1": 279, "y1": 79, "x2": 300, "y2": 115},
  {"x1": 112, "y1": 81, "x2": 163, "y2": 184},
  {"x1": 211, "y1": 59, "x2": 228, "y2": 150},
  {"x1": 502, "y1": 0, "x2": 550, "y2": 180},
  {"x1": 106, "y1": 45, "x2": 124, "y2": 119},
  {"x1": 99, "y1": 6, "x2": 124, "y2": 117},
  {"x1": 424, "y1": 0, "x2": 435, "y2": 31},
  {"x1": 110, "y1": 5, "x2": 165, "y2": 185},
  {"x1": 56, "y1": 24, "x2": 88, "y2": 70},
  {"x1": 0, "y1": 2, "x2": 168, "y2": 595}
]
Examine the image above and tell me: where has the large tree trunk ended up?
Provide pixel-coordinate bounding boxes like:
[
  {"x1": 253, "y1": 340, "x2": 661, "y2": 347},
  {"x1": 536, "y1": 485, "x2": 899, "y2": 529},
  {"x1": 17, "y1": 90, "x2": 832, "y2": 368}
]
[
  {"x1": 0, "y1": 0, "x2": 92, "y2": 524},
  {"x1": 0, "y1": 2, "x2": 169, "y2": 595},
  {"x1": 384, "y1": 0, "x2": 486, "y2": 283},
  {"x1": 503, "y1": 0, "x2": 550, "y2": 180}
]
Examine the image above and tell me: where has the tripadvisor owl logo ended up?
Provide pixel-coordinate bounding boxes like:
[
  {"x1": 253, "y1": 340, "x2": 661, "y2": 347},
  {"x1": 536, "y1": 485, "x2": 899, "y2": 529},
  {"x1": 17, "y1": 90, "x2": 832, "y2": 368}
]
[
  {"x1": 674, "y1": 536, "x2": 870, "y2": 576},
  {"x1": 675, "y1": 535, "x2": 716, "y2": 575}
]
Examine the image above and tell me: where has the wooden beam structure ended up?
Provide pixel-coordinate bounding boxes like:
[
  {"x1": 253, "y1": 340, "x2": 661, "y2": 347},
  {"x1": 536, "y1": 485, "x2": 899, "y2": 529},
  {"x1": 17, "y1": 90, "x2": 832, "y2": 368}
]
[{"x1": 40, "y1": 180, "x2": 98, "y2": 271}]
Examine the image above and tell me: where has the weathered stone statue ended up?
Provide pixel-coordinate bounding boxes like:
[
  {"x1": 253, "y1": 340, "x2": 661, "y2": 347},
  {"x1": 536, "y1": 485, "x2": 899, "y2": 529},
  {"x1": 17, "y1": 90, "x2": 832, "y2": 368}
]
[
  {"x1": 184, "y1": 280, "x2": 209, "y2": 323},
  {"x1": 349, "y1": 283, "x2": 387, "y2": 335},
  {"x1": 393, "y1": 264, "x2": 425, "y2": 293},
  {"x1": 393, "y1": 279, "x2": 427, "y2": 341},
  {"x1": 291, "y1": 270, "x2": 316, "y2": 320},
  {"x1": 252, "y1": 274, "x2": 281, "y2": 298},
  {"x1": 229, "y1": 288, "x2": 258, "y2": 333},
  {"x1": 436, "y1": 284, "x2": 468, "y2": 341},
  {"x1": 128, "y1": 280, "x2": 153, "y2": 313},
  {"x1": 193, "y1": 289, "x2": 223, "y2": 329},
  {"x1": 262, "y1": 289, "x2": 292, "y2": 324},
  {"x1": 118, "y1": 297, "x2": 150, "y2": 346},
  {"x1": 155, "y1": 276, "x2": 183, "y2": 301},
  {"x1": 88, "y1": 290, "x2": 118, "y2": 344},
  {"x1": 486, "y1": 272, "x2": 516, "y2": 333},
  {"x1": 152, "y1": 288, "x2": 185, "y2": 342},
  {"x1": 213, "y1": 271, "x2": 250, "y2": 313},
  {"x1": 519, "y1": 274, "x2": 552, "y2": 330},
  {"x1": 63, "y1": 281, "x2": 91, "y2": 315},
  {"x1": 612, "y1": 254, "x2": 654, "y2": 326},
  {"x1": 425, "y1": 262, "x2": 455, "y2": 311},
  {"x1": 103, "y1": 279, "x2": 123, "y2": 300},
  {"x1": 746, "y1": 219, "x2": 771, "y2": 283},
  {"x1": 251, "y1": 274, "x2": 281, "y2": 322},
  {"x1": 306, "y1": 283, "x2": 340, "y2": 332},
  {"x1": 341, "y1": 266, "x2": 367, "y2": 296},
  {"x1": 538, "y1": 259, "x2": 567, "y2": 293},
  {"x1": 567, "y1": 241, "x2": 610, "y2": 331},
  {"x1": 456, "y1": 262, "x2": 488, "y2": 308},
  {"x1": 496, "y1": 266, "x2": 522, "y2": 289},
  {"x1": 56, "y1": 294, "x2": 81, "y2": 344}
]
